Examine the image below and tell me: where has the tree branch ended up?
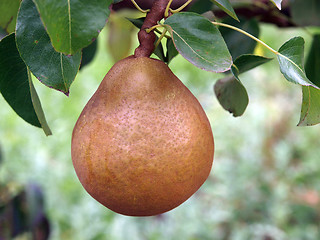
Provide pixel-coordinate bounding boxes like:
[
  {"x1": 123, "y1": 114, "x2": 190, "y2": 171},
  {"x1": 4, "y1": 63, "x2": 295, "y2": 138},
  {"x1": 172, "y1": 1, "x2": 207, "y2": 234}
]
[{"x1": 134, "y1": 0, "x2": 170, "y2": 58}]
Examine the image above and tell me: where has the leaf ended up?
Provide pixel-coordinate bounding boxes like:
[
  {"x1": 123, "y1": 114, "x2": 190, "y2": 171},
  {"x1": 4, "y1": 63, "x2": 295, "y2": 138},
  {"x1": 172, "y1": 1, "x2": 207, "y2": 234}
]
[
  {"x1": 219, "y1": 17, "x2": 260, "y2": 59},
  {"x1": 277, "y1": 37, "x2": 318, "y2": 88},
  {"x1": 0, "y1": 28, "x2": 7, "y2": 40},
  {"x1": 16, "y1": 0, "x2": 81, "y2": 94},
  {"x1": 298, "y1": 86, "x2": 320, "y2": 126},
  {"x1": 305, "y1": 35, "x2": 320, "y2": 87},
  {"x1": 0, "y1": 144, "x2": 2, "y2": 165},
  {"x1": 0, "y1": 34, "x2": 39, "y2": 127},
  {"x1": 269, "y1": 0, "x2": 282, "y2": 10},
  {"x1": 231, "y1": 54, "x2": 272, "y2": 81},
  {"x1": 0, "y1": 34, "x2": 51, "y2": 135},
  {"x1": 189, "y1": 0, "x2": 213, "y2": 14},
  {"x1": 290, "y1": 0, "x2": 320, "y2": 26},
  {"x1": 108, "y1": 12, "x2": 134, "y2": 62},
  {"x1": 214, "y1": 76, "x2": 249, "y2": 117},
  {"x1": 33, "y1": 0, "x2": 112, "y2": 55},
  {"x1": 164, "y1": 12, "x2": 232, "y2": 73},
  {"x1": 127, "y1": 17, "x2": 145, "y2": 29},
  {"x1": 28, "y1": 70, "x2": 52, "y2": 136},
  {"x1": 0, "y1": 0, "x2": 21, "y2": 33},
  {"x1": 166, "y1": 38, "x2": 179, "y2": 64},
  {"x1": 210, "y1": 0, "x2": 239, "y2": 21},
  {"x1": 80, "y1": 39, "x2": 98, "y2": 69},
  {"x1": 153, "y1": 40, "x2": 166, "y2": 62},
  {"x1": 298, "y1": 35, "x2": 320, "y2": 126}
]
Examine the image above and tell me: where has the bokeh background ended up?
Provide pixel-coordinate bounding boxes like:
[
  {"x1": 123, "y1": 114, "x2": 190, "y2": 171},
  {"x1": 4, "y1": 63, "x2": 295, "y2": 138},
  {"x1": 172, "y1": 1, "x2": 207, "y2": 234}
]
[{"x1": 1, "y1": 15, "x2": 319, "y2": 239}]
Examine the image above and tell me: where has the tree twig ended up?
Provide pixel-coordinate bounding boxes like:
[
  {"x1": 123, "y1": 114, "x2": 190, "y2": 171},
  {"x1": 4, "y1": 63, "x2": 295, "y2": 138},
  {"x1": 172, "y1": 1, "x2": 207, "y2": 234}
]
[{"x1": 134, "y1": 0, "x2": 170, "y2": 58}]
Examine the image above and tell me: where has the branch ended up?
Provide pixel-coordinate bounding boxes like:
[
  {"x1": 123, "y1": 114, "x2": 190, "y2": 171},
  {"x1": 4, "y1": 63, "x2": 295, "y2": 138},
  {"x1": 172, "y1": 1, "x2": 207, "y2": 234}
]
[{"x1": 134, "y1": 0, "x2": 170, "y2": 58}]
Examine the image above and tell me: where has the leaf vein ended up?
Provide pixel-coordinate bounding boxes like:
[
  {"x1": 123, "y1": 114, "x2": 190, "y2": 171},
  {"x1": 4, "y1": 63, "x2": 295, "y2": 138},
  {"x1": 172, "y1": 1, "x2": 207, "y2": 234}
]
[
  {"x1": 60, "y1": 53, "x2": 67, "y2": 91},
  {"x1": 68, "y1": 0, "x2": 72, "y2": 53}
]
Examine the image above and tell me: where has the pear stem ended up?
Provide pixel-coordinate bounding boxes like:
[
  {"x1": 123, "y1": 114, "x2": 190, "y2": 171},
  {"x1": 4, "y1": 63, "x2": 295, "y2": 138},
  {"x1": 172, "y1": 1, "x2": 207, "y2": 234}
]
[
  {"x1": 130, "y1": 0, "x2": 150, "y2": 13},
  {"x1": 211, "y1": 21, "x2": 279, "y2": 55},
  {"x1": 170, "y1": 0, "x2": 193, "y2": 14},
  {"x1": 134, "y1": 0, "x2": 170, "y2": 58}
]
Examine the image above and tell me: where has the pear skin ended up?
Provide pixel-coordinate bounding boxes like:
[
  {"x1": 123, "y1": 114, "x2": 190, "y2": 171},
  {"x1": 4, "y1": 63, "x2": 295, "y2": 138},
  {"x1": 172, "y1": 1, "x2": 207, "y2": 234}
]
[{"x1": 71, "y1": 56, "x2": 214, "y2": 216}]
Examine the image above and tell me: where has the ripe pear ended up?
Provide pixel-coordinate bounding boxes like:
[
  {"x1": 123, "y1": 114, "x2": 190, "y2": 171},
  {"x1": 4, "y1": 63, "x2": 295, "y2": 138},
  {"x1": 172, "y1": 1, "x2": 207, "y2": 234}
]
[{"x1": 71, "y1": 56, "x2": 214, "y2": 216}]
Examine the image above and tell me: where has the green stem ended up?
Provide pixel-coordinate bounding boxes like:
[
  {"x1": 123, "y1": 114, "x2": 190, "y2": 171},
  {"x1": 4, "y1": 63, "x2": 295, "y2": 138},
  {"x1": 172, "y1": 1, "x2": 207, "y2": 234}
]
[
  {"x1": 155, "y1": 28, "x2": 170, "y2": 38},
  {"x1": 170, "y1": 0, "x2": 193, "y2": 14},
  {"x1": 155, "y1": 29, "x2": 167, "y2": 49},
  {"x1": 146, "y1": 24, "x2": 162, "y2": 33},
  {"x1": 212, "y1": 21, "x2": 279, "y2": 55},
  {"x1": 130, "y1": 0, "x2": 150, "y2": 13},
  {"x1": 164, "y1": 0, "x2": 173, "y2": 17}
]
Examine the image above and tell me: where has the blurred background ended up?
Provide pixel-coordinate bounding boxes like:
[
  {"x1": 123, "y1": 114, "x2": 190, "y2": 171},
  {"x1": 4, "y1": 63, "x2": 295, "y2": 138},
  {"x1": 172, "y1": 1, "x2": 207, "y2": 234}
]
[{"x1": 1, "y1": 11, "x2": 320, "y2": 240}]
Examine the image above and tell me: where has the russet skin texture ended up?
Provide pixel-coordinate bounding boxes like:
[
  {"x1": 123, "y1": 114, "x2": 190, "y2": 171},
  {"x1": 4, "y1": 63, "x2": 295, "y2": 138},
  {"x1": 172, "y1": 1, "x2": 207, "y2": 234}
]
[{"x1": 71, "y1": 56, "x2": 214, "y2": 216}]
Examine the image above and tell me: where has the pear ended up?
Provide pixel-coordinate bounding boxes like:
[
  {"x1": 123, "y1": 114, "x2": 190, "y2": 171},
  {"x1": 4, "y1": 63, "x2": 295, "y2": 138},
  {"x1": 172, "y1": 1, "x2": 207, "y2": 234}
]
[{"x1": 71, "y1": 56, "x2": 214, "y2": 216}]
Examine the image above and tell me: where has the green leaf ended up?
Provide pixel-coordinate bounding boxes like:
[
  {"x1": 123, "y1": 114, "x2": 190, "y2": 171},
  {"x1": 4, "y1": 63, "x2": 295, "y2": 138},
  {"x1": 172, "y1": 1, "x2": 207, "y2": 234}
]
[
  {"x1": 210, "y1": 0, "x2": 239, "y2": 21},
  {"x1": 298, "y1": 35, "x2": 320, "y2": 126},
  {"x1": 164, "y1": 12, "x2": 232, "y2": 73},
  {"x1": 277, "y1": 37, "x2": 318, "y2": 88},
  {"x1": 0, "y1": 28, "x2": 7, "y2": 40},
  {"x1": 0, "y1": 0, "x2": 20, "y2": 33},
  {"x1": 153, "y1": 40, "x2": 166, "y2": 62},
  {"x1": 0, "y1": 144, "x2": 2, "y2": 165},
  {"x1": 231, "y1": 54, "x2": 272, "y2": 81},
  {"x1": 28, "y1": 70, "x2": 52, "y2": 136},
  {"x1": 166, "y1": 38, "x2": 179, "y2": 64},
  {"x1": 305, "y1": 35, "x2": 320, "y2": 87},
  {"x1": 214, "y1": 76, "x2": 249, "y2": 117},
  {"x1": 108, "y1": 12, "x2": 135, "y2": 62},
  {"x1": 16, "y1": 0, "x2": 81, "y2": 94},
  {"x1": 298, "y1": 86, "x2": 320, "y2": 126},
  {"x1": 0, "y1": 34, "x2": 39, "y2": 127},
  {"x1": 0, "y1": 34, "x2": 51, "y2": 135},
  {"x1": 33, "y1": 0, "x2": 112, "y2": 55},
  {"x1": 189, "y1": 0, "x2": 213, "y2": 14},
  {"x1": 219, "y1": 17, "x2": 260, "y2": 59},
  {"x1": 127, "y1": 17, "x2": 145, "y2": 29},
  {"x1": 290, "y1": 0, "x2": 320, "y2": 26},
  {"x1": 269, "y1": 0, "x2": 282, "y2": 10},
  {"x1": 299, "y1": 83, "x2": 320, "y2": 128},
  {"x1": 80, "y1": 39, "x2": 97, "y2": 69}
]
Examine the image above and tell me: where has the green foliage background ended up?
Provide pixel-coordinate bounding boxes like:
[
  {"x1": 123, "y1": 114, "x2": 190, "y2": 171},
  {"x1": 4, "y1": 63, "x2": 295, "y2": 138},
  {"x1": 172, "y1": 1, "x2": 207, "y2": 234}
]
[{"x1": 0, "y1": 24, "x2": 319, "y2": 239}]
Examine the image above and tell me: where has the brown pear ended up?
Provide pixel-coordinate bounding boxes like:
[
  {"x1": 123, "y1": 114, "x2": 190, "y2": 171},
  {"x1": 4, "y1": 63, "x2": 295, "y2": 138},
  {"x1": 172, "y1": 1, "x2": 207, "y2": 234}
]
[{"x1": 71, "y1": 56, "x2": 214, "y2": 216}]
